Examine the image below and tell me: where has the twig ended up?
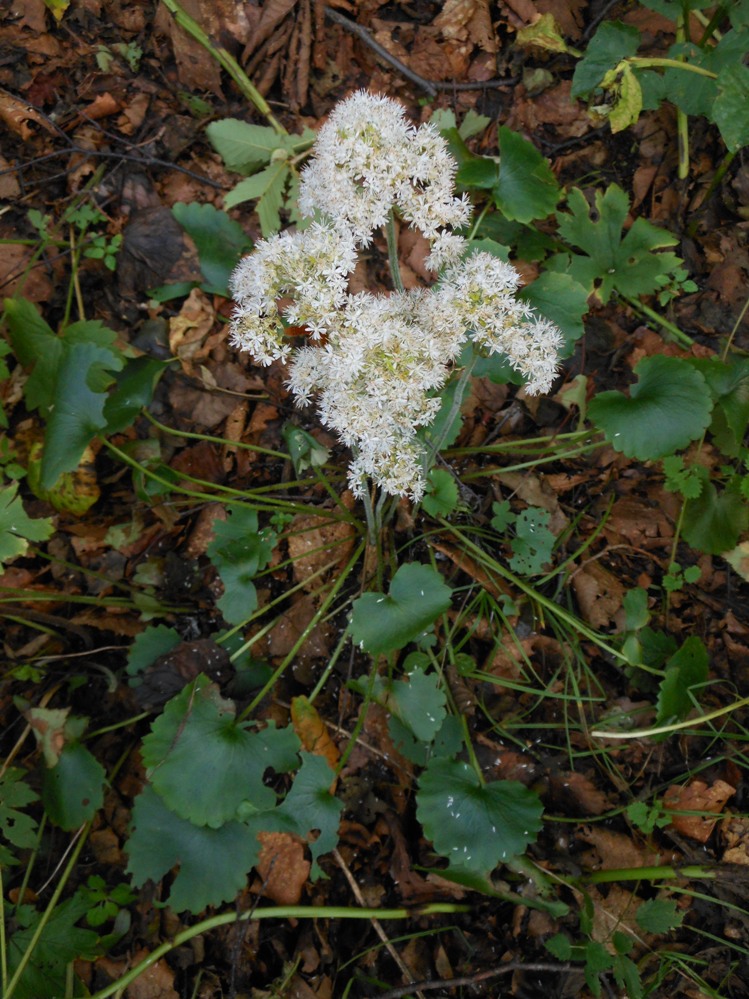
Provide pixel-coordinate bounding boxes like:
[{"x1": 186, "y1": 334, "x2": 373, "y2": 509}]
[
  {"x1": 324, "y1": 7, "x2": 518, "y2": 96},
  {"x1": 375, "y1": 962, "x2": 577, "y2": 998},
  {"x1": 333, "y1": 849, "x2": 426, "y2": 999},
  {"x1": 0, "y1": 146, "x2": 223, "y2": 188}
]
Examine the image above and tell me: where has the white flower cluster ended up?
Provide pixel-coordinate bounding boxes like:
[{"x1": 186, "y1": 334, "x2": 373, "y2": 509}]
[{"x1": 229, "y1": 92, "x2": 562, "y2": 501}]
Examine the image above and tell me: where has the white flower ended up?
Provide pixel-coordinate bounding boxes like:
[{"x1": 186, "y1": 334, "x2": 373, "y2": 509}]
[
  {"x1": 229, "y1": 93, "x2": 563, "y2": 500},
  {"x1": 299, "y1": 91, "x2": 472, "y2": 252}
]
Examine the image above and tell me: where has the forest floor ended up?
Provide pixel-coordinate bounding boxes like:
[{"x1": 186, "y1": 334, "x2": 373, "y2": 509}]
[{"x1": 2, "y1": 1, "x2": 749, "y2": 997}]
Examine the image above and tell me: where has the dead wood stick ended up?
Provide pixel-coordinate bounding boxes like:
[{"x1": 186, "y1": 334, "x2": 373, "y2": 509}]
[{"x1": 324, "y1": 7, "x2": 518, "y2": 96}]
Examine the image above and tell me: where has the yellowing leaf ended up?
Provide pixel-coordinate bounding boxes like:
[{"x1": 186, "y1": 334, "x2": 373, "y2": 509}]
[
  {"x1": 291, "y1": 696, "x2": 340, "y2": 779},
  {"x1": 43, "y1": 0, "x2": 70, "y2": 21}
]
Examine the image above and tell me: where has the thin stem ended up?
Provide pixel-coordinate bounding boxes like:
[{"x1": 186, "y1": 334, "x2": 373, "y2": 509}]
[
  {"x1": 158, "y1": 0, "x2": 287, "y2": 134},
  {"x1": 591, "y1": 695, "x2": 749, "y2": 739},
  {"x1": 87, "y1": 903, "x2": 470, "y2": 999},
  {"x1": 424, "y1": 356, "x2": 478, "y2": 473},
  {"x1": 627, "y1": 56, "x2": 717, "y2": 79},
  {"x1": 385, "y1": 211, "x2": 405, "y2": 293},
  {"x1": 675, "y1": 14, "x2": 690, "y2": 181},
  {"x1": 238, "y1": 540, "x2": 365, "y2": 720},
  {"x1": 4, "y1": 826, "x2": 89, "y2": 999},
  {"x1": 625, "y1": 296, "x2": 694, "y2": 347}
]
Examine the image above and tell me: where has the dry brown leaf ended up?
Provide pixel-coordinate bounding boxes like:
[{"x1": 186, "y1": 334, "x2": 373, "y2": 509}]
[
  {"x1": 97, "y1": 949, "x2": 178, "y2": 999},
  {"x1": 548, "y1": 771, "x2": 611, "y2": 816},
  {"x1": 577, "y1": 825, "x2": 660, "y2": 871},
  {"x1": 721, "y1": 815, "x2": 749, "y2": 865},
  {"x1": 572, "y1": 560, "x2": 624, "y2": 629},
  {"x1": 664, "y1": 779, "x2": 736, "y2": 843},
  {"x1": 256, "y1": 831, "x2": 310, "y2": 905},
  {"x1": 434, "y1": 0, "x2": 495, "y2": 52},
  {"x1": 0, "y1": 86, "x2": 56, "y2": 140},
  {"x1": 586, "y1": 884, "x2": 643, "y2": 950},
  {"x1": 291, "y1": 695, "x2": 340, "y2": 776},
  {"x1": 287, "y1": 506, "x2": 356, "y2": 589},
  {"x1": 265, "y1": 592, "x2": 332, "y2": 660},
  {"x1": 0, "y1": 155, "x2": 21, "y2": 200},
  {"x1": 168, "y1": 288, "x2": 217, "y2": 374},
  {"x1": 154, "y1": 0, "x2": 223, "y2": 95}
]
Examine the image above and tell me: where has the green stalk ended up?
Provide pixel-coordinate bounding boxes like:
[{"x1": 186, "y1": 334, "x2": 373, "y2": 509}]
[
  {"x1": 624, "y1": 296, "x2": 694, "y2": 347},
  {"x1": 158, "y1": 0, "x2": 287, "y2": 134},
  {"x1": 238, "y1": 540, "x2": 366, "y2": 720},
  {"x1": 627, "y1": 57, "x2": 716, "y2": 79},
  {"x1": 675, "y1": 14, "x2": 690, "y2": 181},
  {"x1": 86, "y1": 903, "x2": 470, "y2": 999},
  {"x1": 385, "y1": 211, "x2": 405, "y2": 293},
  {"x1": 581, "y1": 864, "x2": 716, "y2": 885},
  {"x1": 591, "y1": 695, "x2": 749, "y2": 739},
  {"x1": 4, "y1": 826, "x2": 89, "y2": 999}
]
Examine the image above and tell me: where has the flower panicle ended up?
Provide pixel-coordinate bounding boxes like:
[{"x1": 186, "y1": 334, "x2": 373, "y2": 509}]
[{"x1": 229, "y1": 92, "x2": 562, "y2": 500}]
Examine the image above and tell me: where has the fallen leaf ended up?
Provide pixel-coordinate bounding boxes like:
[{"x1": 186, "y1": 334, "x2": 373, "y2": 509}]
[
  {"x1": 572, "y1": 560, "x2": 624, "y2": 629},
  {"x1": 292, "y1": 695, "x2": 340, "y2": 777},
  {"x1": 664, "y1": 779, "x2": 736, "y2": 843},
  {"x1": 256, "y1": 831, "x2": 310, "y2": 905}
]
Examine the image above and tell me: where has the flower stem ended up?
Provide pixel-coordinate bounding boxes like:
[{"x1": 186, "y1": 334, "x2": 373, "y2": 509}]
[{"x1": 385, "y1": 211, "x2": 405, "y2": 292}]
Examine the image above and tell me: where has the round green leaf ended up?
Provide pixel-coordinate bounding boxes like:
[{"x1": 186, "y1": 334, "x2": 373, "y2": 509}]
[
  {"x1": 682, "y1": 479, "x2": 748, "y2": 554},
  {"x1": 41, "y1": 744, "x2": 105, "y2": 830},
  {"x1": 416, "y1": 757, "x2": 543, "y2": 871},
  {"x1": 350, "y1": 563, "x2": 452, "y2": 656},
  {"x1": 588, "y1": 355, "x2": 712, "y2": 459},
  {"x1": 126, "y1": 786, "x2": 260, "y2": 913},
  {"x1": 142, "y1": 677, "x2": 300, "y2": 827}
]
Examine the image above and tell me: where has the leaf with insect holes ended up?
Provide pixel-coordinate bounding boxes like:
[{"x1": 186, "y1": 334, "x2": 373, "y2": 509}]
[
  {"x1": 277, "y1": 752, "x2": 342, "y2": 877},
  {"x1": 554, "y1": 185, "x2": 681, "y2": 304},
  {"x1": 126, "y1": 785, "x2": 261, "y2": 913},
  {"x1": 207, "y1": 506, "x2": 277, "y2": 625},
  {"x1": 0, "y1": 768, "x2": 38, "y2": 865},
  {"x1": 417, "y1": 757, "x2": 543, "y2": 871},
  {"x1": 141, "y1": 675, "x2": 301, "y2": 827},
  {"x1": 588, "y1": 355, "x2": 712, "y2": 460},
  {"x1": 509, "y1": 507, "x2": 555, "y2": 575},
  {"x1": 0, "y1": 483, "x2": 54, "y2": 568},
  {"x1": 350, "y1": 563, "x2": 452, "y2": 655}
]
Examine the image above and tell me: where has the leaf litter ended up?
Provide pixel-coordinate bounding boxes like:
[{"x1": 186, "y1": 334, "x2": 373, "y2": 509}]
[{"x1": 2, "y1": 0, "x2": 749, "y2": 996}]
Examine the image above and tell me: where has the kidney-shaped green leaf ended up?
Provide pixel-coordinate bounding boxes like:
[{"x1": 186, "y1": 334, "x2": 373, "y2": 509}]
[
  {"x1": 416, "y1": 757, "x2": 543, "y2": 872},
  {"x1": 350, "y1": 563, "x2": 452, "y2": 655},
  {"x1": 126, "y1": 786, "x2": 260, "y2": 913},
  {"x1": 588, "y1": 355, "x2": 712, "y2": 459},
  {"x1": 142, "y1": 676, "x2": 300, "y2": 827}
]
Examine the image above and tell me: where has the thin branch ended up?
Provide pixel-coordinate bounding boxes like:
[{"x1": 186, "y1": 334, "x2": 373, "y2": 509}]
[
  {"x1": 324, "y1": 7, "x2": 518, "y2": 96},
  {"x1": 0, "y1": 146, "x2": 223, "y2": 188},
  {"x1": 376, "y1": 962, "x2": 577, "y2": 999}
]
